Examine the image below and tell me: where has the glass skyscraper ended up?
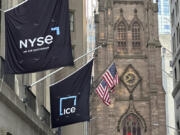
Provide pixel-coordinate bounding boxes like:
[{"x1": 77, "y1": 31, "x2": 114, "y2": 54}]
[{"x1": 158, "y1": 0, "x2": 171, "y2": 34}]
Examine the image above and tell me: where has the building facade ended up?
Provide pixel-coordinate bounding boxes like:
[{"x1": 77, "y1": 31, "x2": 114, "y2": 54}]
[
  {"x1": 158, "y1": 0, "x2": 176, "y2": 135},
  {"x1": 90, "y1": 0, "x2": 166, "y2": 135},
  {"x1": 160, "y1": 34, "x2": 175, "y2": 135},
  {"x1": 0, "y1": 0, "x2": 91, "y2": 135},
  {"x1": 0, "y1": 1, "x2": 52, "y2": 134},
  {"x1": 171, "y1": 0, "x2": 180, "y2": 133}
]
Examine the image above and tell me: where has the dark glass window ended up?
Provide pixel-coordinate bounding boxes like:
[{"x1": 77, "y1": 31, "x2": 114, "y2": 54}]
[
  {"x1": 177, "y1": 121, "x2": 180, "y2": 135},
  {"x1": 177, "y1": 25, "x2": 179, "y2": 46},
  {"x1": 174, "y1": 67, "x2": 177, "y2": 81},
  {"x1": 176, "y1": 0, "x2": 179, "y2": 16},
  {"x1": 173, "y1": 34, "x2": 176, "y2": 53},
  {"x1": 117, "y1": 22, "x2": 127, "y2": 48},
  {"x1": 171, "y1": 10, "x2": 174, "y2": 26},
  {"x1": 123, "y1": 114, "x2": 142, "y2": 135},
  {"x1": 179, "y1": 27, "x2": 180, "y2": 43},
  {"x1": 132, "y1": 22, "x2": 141, "y2": 48}
]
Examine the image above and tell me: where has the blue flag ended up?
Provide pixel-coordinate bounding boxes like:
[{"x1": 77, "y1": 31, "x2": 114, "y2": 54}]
[
  {"x1": 50, "y1": 59, "x2": 93, "y2": 128},
  {"x1": 5, "y1": 0, "x2": 73, "y2": 74}
]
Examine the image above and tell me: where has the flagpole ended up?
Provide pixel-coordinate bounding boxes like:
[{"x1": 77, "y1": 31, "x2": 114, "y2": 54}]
[
  {"x1": 50, "y1": 57, "x2": 94, "y2": 86},
  {"x1": 30, "y1": 45, "x2": 102, "y2": 87}
]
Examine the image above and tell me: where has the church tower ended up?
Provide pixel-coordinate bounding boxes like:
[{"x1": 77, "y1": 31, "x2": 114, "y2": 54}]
[{"x1": 90, "y1": 0, "x2": 166, "y2": 135}]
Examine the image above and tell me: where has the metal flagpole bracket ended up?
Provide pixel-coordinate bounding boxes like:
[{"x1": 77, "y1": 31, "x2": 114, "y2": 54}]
[
  {"x1": 30, "y1": 45, "x2": 102, "y2": 87},
  {"x1": 25, "y1": 85, "x2": 31, "y2": 91},
  {"x1": 22, "y1": 85, "x2": 31, "y2": 104},
  {"x1": 0, "y1": 9, "x2": 4, "y2": 12},
  {"x1": 24, "y1": 85, "x2": 32, "y2": 96}
]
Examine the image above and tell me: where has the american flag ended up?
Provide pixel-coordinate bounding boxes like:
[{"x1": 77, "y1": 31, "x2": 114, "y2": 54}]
[
  {"x1": 96, "y1": 80, "x2": 111, "y2": 106},
  {"x1": 103, "y1": 63, "x2": 119, "y2": 90}
]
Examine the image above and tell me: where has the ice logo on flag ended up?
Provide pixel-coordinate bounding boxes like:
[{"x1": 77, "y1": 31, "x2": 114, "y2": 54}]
[
  {"x1": 19, "y1": 26, "x2": 60, "y2": 50},
  {"x1": 59, "y1": 96, "x2": 77, "y2": 116}
]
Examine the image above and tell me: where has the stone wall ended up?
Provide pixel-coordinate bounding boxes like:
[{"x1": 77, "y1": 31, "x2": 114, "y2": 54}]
[{"x1": 90, "y1": 0, "x2": 166, "y2": 135}]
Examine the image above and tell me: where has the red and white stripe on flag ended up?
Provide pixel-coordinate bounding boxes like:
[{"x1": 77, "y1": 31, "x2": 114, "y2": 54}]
[
  {"x1": 102, "y1": 70, "x2": 114, "y2": 89},
  {"x1": 103, "y1": 89, "x2": 111, "y2": 106},
  {"x1": 102, "y1": 63, "x2": 119, "y2": 90},
  {"x1": 96, "y1": 84, "x2": 104, "y2": 99},
  {"x1": 114, "y1": 74, "x2": 119, "y2": 85},
  {"x1": 96, "y1": 82, "x2": 111, "y2": 106}
]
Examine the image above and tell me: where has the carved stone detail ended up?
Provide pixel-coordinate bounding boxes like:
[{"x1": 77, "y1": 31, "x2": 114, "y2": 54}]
[{"x1": 120, "y1": 64, "x2": 142, "y2": 93}]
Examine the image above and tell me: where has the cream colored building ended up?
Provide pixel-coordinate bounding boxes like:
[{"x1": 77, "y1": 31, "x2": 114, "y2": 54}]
[
  {"x1": 170, "y1": 0, "x2": 180, "y2": 133},
  {"x1": 0, "y1": 0, "x2": 94, "y2": 134},
  {"x1": 160, "y1": 34, "x2": 175, "y2": 135}
]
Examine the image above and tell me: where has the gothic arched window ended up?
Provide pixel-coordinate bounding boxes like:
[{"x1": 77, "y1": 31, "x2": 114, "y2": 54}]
[
  {"x1": 117, "y1": 22, "x2": 127, "y2": 48},
  {"x1": 132, "y1": 22, "x2": 141, "y2": 48},
  {"x1": 123, "y1": 114, "x2": 142, "y2": 135}
]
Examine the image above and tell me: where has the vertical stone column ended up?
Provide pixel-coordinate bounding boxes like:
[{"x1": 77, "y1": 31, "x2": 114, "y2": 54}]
[
  {"x1": 0, "y1": 0, "x2": 7, "y2": 58},
  {"x1": 152, "y1": 2, "x2": 159, "y2": 41},
  {"x1": 15, "y1": 75, "x2": 25, "y2": 99},
  {"x1": 36, "y1": 72, "x2": 45, "y2": 118},
  {"x1": 147, "y1": 3, "x2": 166, "y2": 132},
  {"x1": 149, "y1": 92, "x2": 159, "y2": 135},
  {"x1": 44, "y1": 70, "x2": 51, "y2": 112},
  {"x1": 147, "y1": 43, "x2": 159, "y2": 135}
]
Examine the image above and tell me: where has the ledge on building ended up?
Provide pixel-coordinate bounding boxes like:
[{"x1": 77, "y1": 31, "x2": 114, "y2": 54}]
[
  {"x1": 171, "y1": 47, "x2": 180, "y2": 67},
  {"x1": 113, "y1": 0, "x2": 144, "y2": 4},
  {"x1": 147, "y1": 39, "x2": 161, "y2": 48},
  {"x1": 172, "y1": 81, "x2": 180, "y2": 97},
  {"x1": 114, "y1": 54, "x2": 147, "y2": 59},
  {"x1": 0, "y1": 81, "x2": 53, "y2": 135},
  {"x1": 0, "y1": 62, "x2": 53, "y2": 135}
]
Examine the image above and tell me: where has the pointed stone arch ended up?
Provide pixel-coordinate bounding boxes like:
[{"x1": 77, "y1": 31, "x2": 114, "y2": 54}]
[
  {"x1": 129, "y1": 9, "x2": 144, "y2": 30},
  {"x1": 129, "y1": 9, "x2": 144, "y2": 53},
  {"x1": 114, "y1": 9, "x2": 129, "y2": 54},
  {"x1": 114, "y1": 9, "x2": 129, "y2": 30},
  {"x1": 117, "y1": 96, "x2": 147, "y2": 133}
]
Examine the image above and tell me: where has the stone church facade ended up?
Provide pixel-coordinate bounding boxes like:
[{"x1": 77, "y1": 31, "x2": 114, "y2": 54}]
[{"x1": 90, "y1": 0, "x2": 166, "y2": 135}]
